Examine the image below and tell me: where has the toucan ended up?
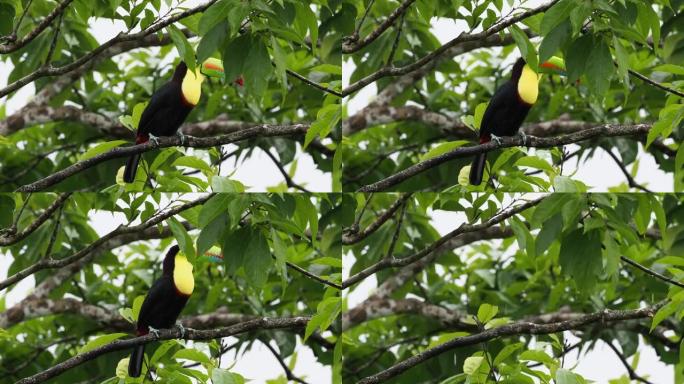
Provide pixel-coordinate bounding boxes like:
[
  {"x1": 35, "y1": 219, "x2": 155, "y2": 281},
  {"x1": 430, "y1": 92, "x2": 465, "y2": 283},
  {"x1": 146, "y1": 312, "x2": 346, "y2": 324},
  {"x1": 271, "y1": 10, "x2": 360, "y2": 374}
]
[
  {"x1": 122, "y1": 58, "x2": 227, "y2": 184},
  {"x1": 128, "y1": 244, "x2": 194, "y2": 378},
  {"x1": 469, "y1": 56, "x2": 566, "y2": 186}
]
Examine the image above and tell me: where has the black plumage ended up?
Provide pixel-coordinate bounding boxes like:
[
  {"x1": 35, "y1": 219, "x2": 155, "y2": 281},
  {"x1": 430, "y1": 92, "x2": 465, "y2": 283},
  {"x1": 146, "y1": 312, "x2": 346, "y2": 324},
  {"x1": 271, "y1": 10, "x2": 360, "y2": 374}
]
[
  {"x1": 128, "y1": 245, "x2": 191, "y2": 378},
  {"x1": 469, "y1": 58, "x2": 532, "y2": 186},
  {"x1": 123, "y1": 63, "x2": 194, "y2": 183}
]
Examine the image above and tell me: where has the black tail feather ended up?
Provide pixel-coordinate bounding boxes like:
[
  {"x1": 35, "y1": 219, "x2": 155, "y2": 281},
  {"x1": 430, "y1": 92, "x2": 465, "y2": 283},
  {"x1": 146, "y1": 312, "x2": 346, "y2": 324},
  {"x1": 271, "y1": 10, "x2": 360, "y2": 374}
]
[
  {"x1": 128, "y1": 343, "x2": 145, "y2": 377},
  {"x1": 123, "y1": 154, "x2": 141, "y2": 183},
  {"x1": 469, "y1": 153, "x2": 487, "y2": 185}
]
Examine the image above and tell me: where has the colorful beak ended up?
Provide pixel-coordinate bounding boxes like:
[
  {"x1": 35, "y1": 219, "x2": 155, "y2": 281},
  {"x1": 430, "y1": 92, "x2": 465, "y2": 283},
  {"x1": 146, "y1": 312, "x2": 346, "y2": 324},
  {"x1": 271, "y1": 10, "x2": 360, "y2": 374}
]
[
  {"x1": 539, "y1": 56, "x2": 566, "y2": 76},
  {"x1": 200, "y1": 58, "x2": 225, "y2": 80}
]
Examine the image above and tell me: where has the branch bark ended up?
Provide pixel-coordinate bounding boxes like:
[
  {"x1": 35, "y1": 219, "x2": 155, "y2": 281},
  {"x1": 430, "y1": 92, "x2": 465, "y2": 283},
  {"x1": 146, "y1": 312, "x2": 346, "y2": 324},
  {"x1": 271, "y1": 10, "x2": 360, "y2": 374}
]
[
  {"x1": 14, "y1": 317, "x2": 310, "y2": 384},
  {"x1": 356, "y1": 123, "x2": 652, "y2": 192},
  {"x1": 0, "y1": 0, "x2": 74, "y2": 54},
  {"x1": 356, "y1": 302, "x2": 663, "y2": 384},
  {"x1": 342, "y1": 193, "x2": 412, "y2": 245},
  {"x1": 342, "y1": 0, "x2": 416, "y2": 54},
  {"x1": 15, "y1": 124, "x2": 308, "y2": 192},
  {"x1": 0, "y1": 192, "x2": 71, "y2": 245}
]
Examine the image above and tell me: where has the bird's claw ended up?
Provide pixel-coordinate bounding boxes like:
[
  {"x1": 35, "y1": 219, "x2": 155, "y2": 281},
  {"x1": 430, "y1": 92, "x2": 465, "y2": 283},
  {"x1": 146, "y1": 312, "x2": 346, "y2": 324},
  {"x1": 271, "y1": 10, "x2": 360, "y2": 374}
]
[
  {"x1": 148, "y1": 326, "x2": 161, "y2": 339},
  {"x1": 148, "y1": 134, "x2": 160, "y2": 146},
  {"x1": 518, "y1": 131, "x2": 528, "y2": 146},
  {"x1": 490, "y1": 134, "x2": 503, "y2": 146},
  {"x1": 176, "y1": 322, "x2": 186, "y2": 339},
  {"x1": 176, "y1": 131, "x2": 186, "y2": 146}
]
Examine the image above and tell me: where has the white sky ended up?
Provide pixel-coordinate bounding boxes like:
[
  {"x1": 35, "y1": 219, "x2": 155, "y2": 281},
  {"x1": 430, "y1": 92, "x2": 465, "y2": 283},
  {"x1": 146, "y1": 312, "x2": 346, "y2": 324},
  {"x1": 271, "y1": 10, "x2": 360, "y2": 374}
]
[{"x1": 344, "y1": 195, "x2": 672, "y2": 382}]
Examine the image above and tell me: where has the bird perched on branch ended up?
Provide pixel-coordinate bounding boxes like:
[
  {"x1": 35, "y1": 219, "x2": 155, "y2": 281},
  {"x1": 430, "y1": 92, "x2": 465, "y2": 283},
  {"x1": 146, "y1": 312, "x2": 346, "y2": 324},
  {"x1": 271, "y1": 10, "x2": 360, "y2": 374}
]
[
  {"x1": 122, "y1": 58, "x2": 227, "y2": 184},
  {"x1": 469, "y1": 56, "x2": 566, "y2": 186},
  {"x1": 128, "y1": 244, "x2": 194, "y2": 378}
]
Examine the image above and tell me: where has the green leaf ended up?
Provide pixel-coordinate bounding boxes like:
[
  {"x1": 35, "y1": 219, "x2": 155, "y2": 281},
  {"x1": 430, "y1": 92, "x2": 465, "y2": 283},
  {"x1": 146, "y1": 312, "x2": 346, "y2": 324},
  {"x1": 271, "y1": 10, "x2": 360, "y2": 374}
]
[
  {"x1": 271, "y1": 36, "x2": 288, "y2": 97},
  {"x1": 539, "y1": 20, "x2": 570, "y2": 64},
  {"x1": 677, "y1": 143, "x2": 684, "y2": 191},
  {"x1": 132, "y1": 295, "x2": 145, "y2": 321},
  {"x1": 540, "y1": 0, "x2": 574, "y2": 35},
  {"x1": 477, "y1": 303, "x2": 498, "y2": 324},
  {"x1": 474, "y1": 102, "x2": 488, "y2": 129},
  {"x1": 211, "y1": 176, "x2": 245, "y2": 192},
  {"x1": 332, "y1": 147, "x2": 342, "y2": 192},
  {"x1": 493, "y1": 342, "x2": 523, "y2": 365},
  {"x1": 222, "y1": 34, "x2": 250, "y2": 84},
  {"x1": 296, "y1": 195, "x2": 318, "y2": 247},
  {"x1": 304, "y1": 297, "x2": 341, "y2": 340},
  {"x1": 420, "y1": 141, "x2": 469, "y2": 161},
  {"x1": 463, "y1": 356, "x2": 484, "y2": 375},
  {"x1": 304, "y1": 104, "x2": 341, "y2": 149},
  {"x1": 79, "y1": 333, "x2": 127, "y2": 353},
  {"x1": 0, "y1": 3, "x2": 15, "y2": 35},
  {"x1": 168, "y1": 216, "x2": 196, "y2": 262},
  {"x1": 81, "y1": 140, "x2": 127, "y2": 160},
  {"x1": 132, "y1": 102, "x2": 148, "y2": 129},
  {"x1": 222, "y1": 226, "x2": 251, "y2": 276},
  {"x1": 531, "y1": 194, "x2": 567, "y2": 227},
  {"x1": 515, "y1": 156, "x2": 554, "y2": 173},
  {"x1": 199, "y1": 194, "x2": 230, "y2": 227},
  {"x1": 198, "y1": 0, "x2": 232, "y2": 35},
  {"x1": 197, "y1": 214, "x2": 227, "y2": 257},
  {"x1": 212, "y1": 368, "x2": 245, "y2": 384},
  {"x1": 585, "y1": 37, "x2": 613, "y2": 97},
  {"x1": 536, "y1": 213, "x2": 562, "y2": 255},
  {"x1": 612, "y1": 35, "x2": 630, "y2": 90},
  {"x1": 296, "y1": 2, "x2": 318, "y2": 56},
  {"x1": 197, "y1": 21, "x2": 226, "y2": 64},
  {"x1": 172, "y1": 156, "x2": 212, "y2": 174},
  {"x1": 243, "y1": 36, "x2": 271, "y2": 97},
  {"x1": 243, "y1": 229, "x2": 271, "y2": 287},
  {"x1": 167, "y1": 24, "x2": 196, "y2": 73},
  {"x1": 647, "y1": 104, "x2": 684, "y2": 148},
  {"x1": 271, "y1": 228, "x2": 288, "y2": 289},
  {"x1": 556, "y1": 368, "x2": 580, "y2": 384},
  {"x1": 565, "y1": 35, "x2": 593, "y2": 83},
  {"x1": 509, "y1": 24, "x2": 538, "y2": 71},
  {"x1": 559, "y1": 229, "x2": 603, "y2": 291},
  {"x1": 173, "y1": 348, "x2": 211, "y2": 364}
]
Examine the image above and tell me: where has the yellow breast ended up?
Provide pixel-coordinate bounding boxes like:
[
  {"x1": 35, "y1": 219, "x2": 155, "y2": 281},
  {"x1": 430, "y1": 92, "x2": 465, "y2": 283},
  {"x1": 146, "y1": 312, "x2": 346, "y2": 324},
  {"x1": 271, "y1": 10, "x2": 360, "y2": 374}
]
[
  {"x1": 181, "y1": 69, "x2": 205, "y2": 106},
  {"x1": 517, "y1": 64, "x2": 540, "y2": 105},
  {"x1": 173, "y1": 254, "x2": 194, "y2": 295}
]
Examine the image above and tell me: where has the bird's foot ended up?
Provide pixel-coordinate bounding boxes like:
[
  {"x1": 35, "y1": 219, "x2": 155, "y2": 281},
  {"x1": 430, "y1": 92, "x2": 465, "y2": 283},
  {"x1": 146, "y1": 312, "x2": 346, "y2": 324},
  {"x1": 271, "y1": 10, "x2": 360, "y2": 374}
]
[
  {"x1": 148, "y1": 134, "x2": 160, "y2": 146},
  {"x1": 490, "y1": 134, "x2": 503, "y2": 146},
  {"x1": 176, "y1": 322, "x2": 186, "y2": 339},
  {"x1": 148, "y1": 326, "x2": 161, "y2": 339},
  {"x1": 517, "y1": 131, "x2": 528, "y2": 146},
  {"x1": 176, "y1": 131, "x2": 186, "y2": 146}
]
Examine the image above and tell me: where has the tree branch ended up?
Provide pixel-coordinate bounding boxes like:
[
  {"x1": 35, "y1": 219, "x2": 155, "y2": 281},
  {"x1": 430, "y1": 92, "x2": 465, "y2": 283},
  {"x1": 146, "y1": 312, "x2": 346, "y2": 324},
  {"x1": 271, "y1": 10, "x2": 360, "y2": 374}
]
[
  {"x1": 0, "y1": 0, "x2": 74, "y2": 54},
  {"x1": 621, "y1": 255, "x2": 684, "y2": 289},
  {"x1": 605, "y1": 341, "x2": 654, "y2": 384},
  {"x1": 262, "y1": 340, "x2": 311, "y2": 384},
  {"x1": 604, "y1": 148, "x2": 652, "y2": 192},
  {"x1": 0, "y1": 195, "x2": 212, "y2": 292},
  {"x1": 356, "y1": 302, "x2": 663, "y2": 384},
  {"x1": 15, "y1": 124, "x2": 308, "y2": 192},
  {"x1": 0, "y1": 192, "x2": 71, "y2": 245},
  {"x1": 356, "y1": 123, "x2": 652, "y2": 192},
  {"x1": 342, "y1": 196, "x2": 544, "y2": 288},
  {"x1": 263, "y1": 149, "x2": 311, "y2": 193},
  {"x1": 342, "y1": 0, "x2": 416, "y2": 54},
  {"x1": 14, "y1": 317, "x2": 310, "y2": 384},
  {"x1": 341, "y1": 0, "x2": 560, "y2": 96}
]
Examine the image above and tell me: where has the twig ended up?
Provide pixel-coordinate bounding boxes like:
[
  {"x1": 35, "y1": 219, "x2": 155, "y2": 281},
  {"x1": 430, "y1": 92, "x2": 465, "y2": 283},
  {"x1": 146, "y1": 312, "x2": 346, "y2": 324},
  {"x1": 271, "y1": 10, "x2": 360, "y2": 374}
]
[
  {"x1": 284, "y1": 260, "x2": 341, "y2": 290},
  {"x1": 385, "y1": 11, "x2": 406, "y2": 66},
  {"x1": 0, "y1": 192, "x2": 71, "y2": 245},
  {"x1": 621, "y1": 256, "x2": 684, "y2": 289},
  {"x1": 15, "y1": 124, "x2": 309, "y2": 192},
  {"x1": 263, "y1": 149, "x2": 311, "y2": 192},
  {"x1": 343, "y1": 0, "x2": 416, "y2": 53},
  {"x1": 43, "y1": 11, "x2": 64, "y2": 66},
  {"x1": 286, "y1": 69, "x2": 341, "y2": 97},
  {"x1": 356, "y1": 302, "x2": 664, "y2": 384},
  {"x1": 356, "y1": 123, "x2": 652, "y2": 192},
  {"x1": 629, "y1": 68, "x2": 684, "y2": 99},
  {"x1": 14, "y1": 317, "x2": 310, "y2": 384},
  {"x1": 604, "y1": 149, "x2": 652, "y2": 192},
  {"x1": 342, "y1": 193, "x2": 412, "y2": 245},
  {"x1": 605, "y1": 341, "x2": 654, "y2": 384},
  {"x1": 262, "y1": 340, "x2": 310, "y2": 384},
  {"x1": 0, "y1": 0, "x2": 73, "y2": 53}
]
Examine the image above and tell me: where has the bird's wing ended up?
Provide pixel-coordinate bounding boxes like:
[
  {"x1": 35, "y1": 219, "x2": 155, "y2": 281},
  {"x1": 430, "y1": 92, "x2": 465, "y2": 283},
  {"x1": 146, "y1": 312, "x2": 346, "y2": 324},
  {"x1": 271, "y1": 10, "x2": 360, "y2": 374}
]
[
  {"x1": 479, "y1": 82, "x2": 516, "y2": 137},
  {"x1": 135, "y1": 277, "x2": 171, "y2": 332},
  {"x1": 136, "y1": 83, "x2": 176, "y2": 136}
]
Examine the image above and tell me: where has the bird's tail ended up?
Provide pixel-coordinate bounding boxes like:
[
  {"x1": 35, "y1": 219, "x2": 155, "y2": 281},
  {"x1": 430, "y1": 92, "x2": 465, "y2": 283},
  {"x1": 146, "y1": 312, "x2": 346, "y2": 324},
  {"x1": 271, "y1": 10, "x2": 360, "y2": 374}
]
[
  {"x1": 128, "y1": 343, "x2": 145, "y2": 378},
  {"x1": 123, "y1": 154, "x2": 141, "y2": 183},
  {"x1": 469, "y1": 152, "x2": 487, "y2": 185}
]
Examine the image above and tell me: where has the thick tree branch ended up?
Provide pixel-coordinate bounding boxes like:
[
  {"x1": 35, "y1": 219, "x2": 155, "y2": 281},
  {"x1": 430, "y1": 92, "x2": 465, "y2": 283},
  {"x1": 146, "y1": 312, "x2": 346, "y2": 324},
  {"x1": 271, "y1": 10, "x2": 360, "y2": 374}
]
[
  {"x1": 342, "y1": 197, "x2": 544, "y2": 288},
  {"x1": 15, "y1": 124, "x2": 308, "y2": 192},
  {"x1": 342, "y1": 0, "x2": 416, "y2": 54},
  {"x1": 343, "y1": 193, "x2": 412, "y2": 245},
  {"x1": 0, "y1": 0, "x2": 218, "y2": 98},
  {"x1": 357, "y1": 123, "x2": 652, "y2": 192},
  {"x1": 341, "y1": 0, "x2": 560, "y2": 96},
  {"x1": 0, "y1": 0, "x2": 74, "y2": 54},
  {"x1": 0, "y1": 195, "x2": 212, "y2": 292},
  {"x1": 14, "y1": 317, "x2": 309, "y2": 384},
  {"x1": 357, "y1": 302, "x2": 663, "y2": 384},
  {"x1": 0, "y1": 192, "x2": 71, "y2": 245}
]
